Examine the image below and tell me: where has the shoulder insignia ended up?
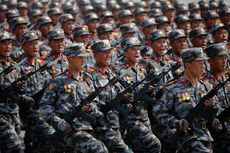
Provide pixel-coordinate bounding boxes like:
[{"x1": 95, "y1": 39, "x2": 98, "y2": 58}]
[
  {"x1": 86, "y1": 67, "x2": 97, "y2": 73},
  {"x1": 164, "y1": 79, "x2": 178, "y2": 87},
  {"x1": 36, "y1": 58, "x2": 45, "y2": 64},
  {"x1": 224, "y1": 69, "x2": 230, "y2": 74},
  {"x1": 143, "y1": 55, "x2": 152, "y2": 59}
]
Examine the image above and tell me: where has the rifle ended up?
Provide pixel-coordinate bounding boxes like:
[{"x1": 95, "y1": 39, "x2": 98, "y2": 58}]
[
  {"x1": 0, "y1": 57, "x2": 27, "y2": 77},
  {"x1": 216, "y1": 106, "x2": 230, "y2": 130},
  {"x1": 64, "y1": 68, "x2": 131, "y2": 123},
  {"x1": 173, "y1": 76, "x2": 230, "y2": 141}
]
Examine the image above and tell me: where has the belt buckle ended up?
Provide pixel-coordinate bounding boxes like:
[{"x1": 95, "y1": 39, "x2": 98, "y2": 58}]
[{"x1": 202, "y1": 121, "x2": 206, "y2": 129}]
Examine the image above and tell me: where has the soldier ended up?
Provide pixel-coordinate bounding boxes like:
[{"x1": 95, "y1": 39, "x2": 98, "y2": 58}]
[
  {"x1": 188, "y1": 2, "x2": 201, "y2": 15},
  {"x1": 45, "y1": 28, "x2": 68, "y2": 77},
  {"x1": 100, "y1": 10, "x2": 116, "y2": 28},
  {"x1": 59, "y1": 14, "x2": 75, "y2": 46},
  {"x1": 156, "y1": 16, "x2": 172, "y2": 35},
  {"x1": 141, "y1": 18, "x2": 157, "y2": 39},
  {"x1": 47, "y1": 7, "x2": 63, "y2": 27},
  {"x1": 203, "y1": 11, "x2": 221, "y2": 31},
  {"x1": 17, "y1": 1, "x2": 28, "y2": 19},
  {"x1": 134, "y1": 8, "x2": 148, "y2": 26},
  {"x1": 114, "y1": 37, "x2": 161, "y2": 153},
  {"x1": 84, "y1": 13, "x2": 100, "y2": 41},
  {"x1": 189, "y1": 28, "x2": 209, "y2": 48},
  {"x1": 204, "y1": 43, "x2": 230, "y2": 153},
  {"x1": 38, "y1": 43, "x2": 108, "y2": 153},
  {"x1": 189, "y1": 14, "x2": 206, "y2": 29},
  {"x1": 162, "y1": 3, "x2": 176, "y2": 26},
  {"x1": 219, "y1": 8, "x2": 230, "y2": 27},
  {"x1": 174, "y1": 15, "x2": 191, "y2": 35},
  {"x1": 210, "y1": 23, "x2": 229, "y2": 43},
  {"x1": 88, "y1": 40, "x2": 132, "y2": 153},
  {"x1": 28, "y1": 9, "x2": 43, "y2": 31},
  {"x1": 0, "y1": 4, "x2": 8, "y2": 32},
  {"x1": 118, "y1": 9, "x2": 135, "y2": 25},
  {"x1": 37, "y1": 16, "x2": 53, "y2": 41},
  {"x1": 153, "y1": 47, "x2": 219, "y2": 153}
]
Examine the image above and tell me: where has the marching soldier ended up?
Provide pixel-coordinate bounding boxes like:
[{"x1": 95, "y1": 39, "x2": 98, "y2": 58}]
[
  {"x1": 189, "y1": 28, "x2": 209, "y2": 48},
  {"x1": 210, "y1": 23, "x2": 229, "y2": 43}
]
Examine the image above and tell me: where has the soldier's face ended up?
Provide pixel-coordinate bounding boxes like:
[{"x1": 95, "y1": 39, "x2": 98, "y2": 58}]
[
  {"x1": 136, "y1": 13, "x2": 148, "y2": 24},
  {"x1": 170, "y1": 38, "x2": 188, "y2": 54},
  {"x1": 74, "y1": 35, "x2": 89, "y2": 45},
  {"x1": 68, "y1": 56, "x2": 84, "y2": 71},
  {"x1": 40, "y1": 23, "x2": 53, "y2": 37},
  {"x1": 164, "y1": 10, "x2": 175, "y2": 21},
  {"x1": 191, "y1": 35, "x2": 208, "y2": 48},
  {"x1": 191, "y1": 20, "x2": 205, "y2": 29},
  {"x1": 186, "y1": 60, "x2": 204, "y2": 78},
  {"x1": 50, "y1": 14, "x2": 61, "y2": 25},
  {"x1": 87, "y1": 20, "x2": 99, "y2": 33},
  {"x1": 13, "y1": 24, "x2": 28, "y2": 39},
  {"x1": 19, "y1": 8, "x2": 28, "y2": 16},
  {"x1": 49, "y1": 39, "x2": 65, "y2": 54},
  {"x1": 120, "y1": 16, "x2": 134, "y2": 25},
  {"x1": 151, "y1": 38, "x2": 168, "y2": 56},
  {"x1": 213, "y1": 29, "x2": 229, "y2": 43},
  {"x1": 158, "y1": 23, "x2": 172, "y2": 35},
  {"x1": 0, "y1": 40, "x2": 12, "y2": 57},
  {"x1": 62, "y1": 20, "x2": 75, "y2": 35},
  {"x1": 23, "y1": 40, "x2": 39, "y2": 58},
  {"x1": 209, "y1": 55, "x2": 227, "y2": 73},
  {"x1": 94, "y1": 51, "x2": 111, "y2": 66},
  {"x1": 178, "y1": 22, "x2": 191, "y2": 35},
  {"x1": 102, "y1": 17, "x2": 115, "y2": 27},
  {"x1": 98, "y1": 31, "x2": 114, "y2": 41},
  {"x1": 124, "y1": 46, "x2": 140, "y2": 63},
  {"x1": 143, "y1": 25, "x2": 156, "y2": 36},
  {"x1": 122, "y1": 32, "x2": 137, "y2": 39}
]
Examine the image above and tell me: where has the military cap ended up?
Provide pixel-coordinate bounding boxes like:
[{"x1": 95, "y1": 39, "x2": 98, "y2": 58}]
[
  {"x1": 148, "y1": 30, "x2": 167, "y2": 42},
  {"x1": 123, "y1": 2, "x2": 135, "y2": 9},
  {"x1": 168, "y1": 29, "x2": 187, "y2": 43},
  {"x1": 91, "y1": 39, "x2": 113, "y2": 52},
  {"x1": 77, "y1": 0, "x2": 90, "y2": 6},
  {"x1": 182, "y1": 47, "x2": 207, "y2": 62},
  {"x1": 162, "y1": 3, "x2": 175, "y2": 11},
  {"x1": 120, "y1": 23, "x2": 137, "y2": 35},
  {"x1": 83, "y1": 5, "x2": 95, "y2": 13},
  {"x1": 0, "y1": 4, "x2": 8, "y2": 12},
  {"x1": 141, "y1": 18, "x2": 156, "y2": 28},
  {"x1": 0, "y1": 32, "x2": 13, "y2": 41},
  {"x1": 188, "y1": 2, "x2": 200, "y2": 11},
  {"x1": 7, "y1": 0, "x2": 17, "y2": 8},
  {"x1": 176, "y1": 4, "x2": 189, "y2": 14},
  {"x1": 21, "y1": 31, "x2": 39, "y2": 44},
  {"x1": 73, "y1": 26, "x2": 91, "y2": 37},
  {"x1": 6, "y1": 9, "x2": 19, "y2": 19},
  {"x1": 95, "y1": 4, "x2": 107, "y2": 12},
  {"x1": 31, "y1": 2, "x2": 43, "y2": 9},
  {"x1": 121, "y1": 37, "x2": 141, "y2": 51},
  {"x1": 48, "y1": 7, "x2": 62, "y2": 16},
  {"x1": 134, "y1": 7, "x2": 147, "y2": 16},
  {"x1": 28, "y1": 9, "x2": 42, "y2": 18},
  {"x1": 63, "y1": 42, "x2": 90, "y2": 57},
  {"x1": 41, "y1": 0, "x2": 49, "y2": 4},
  {"x1": 110, "y1": 4, "x2": 121, "y2": 12},
  {"x1": 65, "y1": 6, "x2": 79, "y2": 15},
  {"x1": 17, "y1": 1, "x2": 28, "y2": 9},
  {"x1": 156, "y1": 16, "x2": 170, "y2": 25},
  {"x1": 37, "y1": 16, "x2": 52, "y2": 28},
  {"x1": 209, "y1": 1, "x2": 219, "y2": 10},
  {"x1": 100, "y1": 11, "x2": 113, "y2": 20},
  {"x1": 84, "y1": 13, "x2": 99, "y2": 23},
  {"x1": 119, "y1": 9, "x2": 133, "y2": 19},
  {"x1": 219, "y1": 8, "x2": 230, "y2": 17},
  {"x1": 189, "y1": 14, "x2": 203, "y2": 22},
  {"x1": 136, "y1": 1, "x2": 147, "y2": 8},
  {"x1": 10, "y1": 16, "x2": 28, "y2": 30},
  {"x1": 174, "y1": 15, "x2": 190, "y2": 24},
  {"x1": 203, "y1": 11, "x2": 219, "y2": 20},
  {"x1": 199, "y1": 1, "x2": 209, "y2": 10},
  {"x1": 97, "y1": 23, "x2": 113, "y2": 35},
  {"x1": 210, "y1": 23, "x2": 227, "y2": 35},
  {"x1": 205, "y1": 43, "x2": 228, "y2": 58},
  {"x1": 189, "y1": 28, "x2": 208, "y2": 40},
  {"x1": 59, "y1": 14, "x2": 75, "y2": 24},
  {"x1": 47, "y1": 28, "x2": 65, "y2": 40},
  {"x1": 150, "y1": 1, "x2": 161, "y2": 9},
  {"x1": 148, "y1": 9, "x2": 162, "y2": 18}
]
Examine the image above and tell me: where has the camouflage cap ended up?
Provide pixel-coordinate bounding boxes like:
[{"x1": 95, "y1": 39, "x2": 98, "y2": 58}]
[
  {"x1": 219, "y1": 8, "x2": 230, "y2": 17},
  {"x1": 94, "y1": 4, "x2": 107, "y2": 12},
  {"x1": 63, "y1": 42, "x2": 90, "y2": 57},
  {"x1": 141, "y1": 18, "x2": 156, "y2": 28},
  {"x1": 168, "y1": 29, "x2": 187, "y2": 43},
  {"x1": 210, "y1": 23, "x2": 226, "y2": 35},
  {"x1": 205, "y1": 43, "x2": 228, "y2": 58},
  {"x1": 9, "y1": 16, "x2": 28, "y2": 30},
  {"x1": 84, "y1": 13, "x2": 99, "y2": 23},
  {"x1": 59, "y1": 14, "x2": 75, "y2": 24},
  {"x1": 31, "y1": 2, "x2": 43, "y2": 9},
  {"x1": 83, "y1": 5, "x2": 95, "y2": 13},
  {"x1": 181, "y1": 47, "x2": 208, "y2": 62},
  {"x1": 121, "y1": 37, "x2": 141, "y2": 51},
  {"x1": 209, "y1": 1, "x2": 219, "y2": 10},
  {"x1": 134, "y1": 7, "x2": 147, "y2": 16},
  {"x1": 150, "y1": 1, "x2": 161, "y2": 9},
  {"x1": 189, "y1": 28, "x2": 208, "y2": 40},
  {"x1": 199, "y1": 1, "x2": 209, "y2": 10},
  {"x1": 21, "y1": 31, "x2": 39, "y2": 44},
  {"x1": 97, "y1": 23, "x2": 113, "y2": 35},
  {"x1": 174, "y1": 15, "x2": 190, "y2": 24},
  {"x1": 119, "y1": 9, "x2": 133, "y2": 18},
  {"x1": 120, "y1": 23, "x2": 137, "y2": 35},
  {"x1": 48, "y1": 7, "x2": 62, "y2": 16},
  {"x1": 73, "y1": 26, "x2": 91, "y2": 37},
  {"x1": 148, "y1": 30, "x2": 167, "y2": 42},
  {"x1": 176, "y1": 4, "x2": 188, "y2": 14},
  {"x1": 6, "y1": 9, "x2": 19, "y2": 19},
  {"x1": 0, "y1": 32, "x2": 13, "y2": 41},
  {"x1": 203, "y1": 11, "x2": 219, "y2": 20},
  {"x1": 156, "y1": 16, "x2": 170, "y2": 25},
  {"x1": 148, "y1": 9, "x2": 162, "y2": 18},
  {"x1": 0, "y1": 4, "x2": 8, "y2": 12},
  {"x1": 28, "y1": 9, "x2": 42, "y2": 18},
  {"x1": 65, "y1": 6, "x2": 79, "y2": 15},
  {"x1": 189, "y1": 14, "x2": 203, "y2": 22},
  {"x1": 17, "y1": 1, "x2": 28, "y2": 8},
  {"x1": 47, "y1": 28, "x2": 65, "y2": 40},
  {"x1": 188, "y1": 2, "x2": 200, "y2": 11},
  {"x1": 37, "y1": 16, "x2": 52, "y2": 28},
  {"x1": 91, "y1": 39, "x2": 113, "y2": 52},
  {"x1": 100, "y1": 11, "x2": 113, "y2": 20},
  {"x1": 162, "y1": 3, "x2": 175, "y2": 11}
]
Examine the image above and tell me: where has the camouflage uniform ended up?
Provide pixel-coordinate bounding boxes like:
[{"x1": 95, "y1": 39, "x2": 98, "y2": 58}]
[
  {"x1": 114, "y1": 37, "x2": 161, "y2": 153},
  {"x1": 88, "y1": 40, "x2": 132, "y2": 153},
  {"x1": 39, "y1": 44, "x2": 108, "y2": 153},
  {"x1": 152, "y1": 48, "x2": 219, "y2": 153}
]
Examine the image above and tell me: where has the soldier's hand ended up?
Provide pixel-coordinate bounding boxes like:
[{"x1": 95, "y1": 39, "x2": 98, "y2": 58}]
[
  {"x1": 204, "y1": 98, "x2": 214, "y2": 107},
  {"x1": 63, "y1": 123, "x2": 71, "y2": 133},
  {"x1": 123, "y1": 93, "x2": 132, "y2": 101},
  {"x1": 20, "y1": 95, "x2": 36, "y2": 108},
  {"x1": 81, "y1": 103, "x2": 91, "y2": 112},
  {"x1": 182, "y1": 120, "x2": 189, "y2": 132}
]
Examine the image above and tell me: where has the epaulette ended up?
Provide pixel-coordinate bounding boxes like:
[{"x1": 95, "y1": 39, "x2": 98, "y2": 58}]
[
  {"x1": 36, "y1": 58, "x2": 45, "y2": 64},
  {"x1": 164, "y1": 79, "x2": 178, "y2": 87},
  {"x1": 86, "y1": 67, "x2": 97, "y2": 73},
  {"x1": 224, "y1": 69, "x2": 230, "y2": 74},
  {"x1": 143, "y1": 55, "x2": 152, "y2": 59},
  {"x1": 111, "y1": 63, "x2": 124, "y2": 69},
  {"x1": 40, "y1": 54, "x2": 49, "y2": 61}
]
